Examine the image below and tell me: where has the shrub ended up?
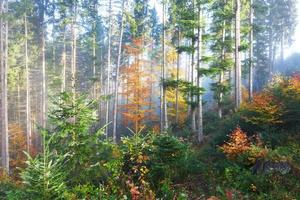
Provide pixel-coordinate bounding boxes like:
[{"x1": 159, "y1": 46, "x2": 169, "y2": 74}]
[{"x1": 20, "y1": 140, "x2": 68, "y2": 199}]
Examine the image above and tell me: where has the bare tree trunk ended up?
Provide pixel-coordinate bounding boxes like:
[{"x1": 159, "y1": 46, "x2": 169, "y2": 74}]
[
  {"x1": 92, "y1": 0, "x2": 97, "y2": 99},
  {"x1": 113, "y1": 0, "x2": 125, "y2": 143},
  {"x1": 190, "y1": 0, "x2": 198, "y2": 131},
  {"x1": 218, "y1": 1, "x2": 226, "y2": 118},
  {"x1": 41, "y1": 2, "x2": 46, "y2": 128},
  {"x1": 71, "y1": 4, "x2": 77, "y2": 100},
  {"x1": 61, "y1": 29, "x2": 66, "y2": 92},
  {"x1": 1, "y1": 0, "x2": 9, "y2": 172},
  {"x1": 162, "y1": 1, "x2": 168, "y2": 131},
  {"x1": 197, "y1": 4, "x2": 203, "y2": 143},
  {"x1": 175, "y1": 28, "x2": 180, "y2": 125},
  {"x1": 25, "y1": 14, "x2": 32, "y2": 152},
  {"x1": 249, "y1": 0, "x2": 253, "y2": 101},
  {"x1": 105, "y1": 0, "x2": 112, "y2": 137},
  {"x1": 280, "y1": 30, "x2": 284, "y2": 63},
  {"x1": 235, "y1": 0, "x2": 242, "y2": 109}
]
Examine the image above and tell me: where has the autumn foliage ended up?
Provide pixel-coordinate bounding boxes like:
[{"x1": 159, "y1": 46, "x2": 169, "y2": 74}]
[
  {"x1": 240, "y1": 91, "x2": 282, "y2": 126},
  {"x1": 220, "y1": 127, "x2": 251, "y2": 159},
  {"x1": 121, "y1": 38, "x2": 156, "y2": 132}
]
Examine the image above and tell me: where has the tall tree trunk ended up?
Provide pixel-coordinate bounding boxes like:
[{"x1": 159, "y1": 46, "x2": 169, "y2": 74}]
[
  {"x1": 197, "y1": 4, "x2": 203, "y2": 143},
  {"x1": 41, "y1": 2, "x2": 46, "y2": 128},
  {"x1": 162, "y1": 1, "x2": 168, "y2": 131},
  {"x1": 24, "y1": 14, "x2": 32, "y2": 152},
  {"x1": 105, "y1": 0, "x2": 112, "y2": 136},
  {"x1": 191, "y1": 0, "x2": 196, "y2": 131},
  {"x1": 61, "y1": 28, "x2": 66, "y2": 92},
  {"x1": 175, "y1": 28, "x2": 180, "y2": 125},
  {"x1": 218, "y1": 0, "x2": 226, "y2": 118},
  {"x1": 92, "y1": 0, "x2": 97, "y2": 99},
  {"x1": 280, "y1": 32, "x2": 284, "y2": 63},
  {"x1": 0, "y1": 0, "x2": 9, "y2": 172},
  {"x1": 235, "y1": 0, "x2": 242, "y2": 109},
  {"x1": 71, "y1": 4, "x2": 77, "y2": 100},
  {"x1": 268, "y1": 30, "x2": 273, "y2": 77},
  {"x1": 112, "y1": 0, "x2": 125, "y2": 143},
  {"x1": 249, "y1": 0, "x2": 253, "y2": 101}
]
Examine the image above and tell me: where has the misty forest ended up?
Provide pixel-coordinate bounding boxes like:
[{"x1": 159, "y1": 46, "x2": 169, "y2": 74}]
[{"x1": 1, "y1": 0, "x2": 300, "y2": 199}]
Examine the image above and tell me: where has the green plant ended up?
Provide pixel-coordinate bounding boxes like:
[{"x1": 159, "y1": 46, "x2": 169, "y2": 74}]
[{"x1": 21, "y1": 134, "x2": 68, "y2": 200}]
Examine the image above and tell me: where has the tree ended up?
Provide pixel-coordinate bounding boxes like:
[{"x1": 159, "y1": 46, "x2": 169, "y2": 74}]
[
  {"x1": 24, "y1": 4, "x2": 32, "y2": 152},
  {"x1": 113, "y1": 0, "x2": 126, "y2": 143},
  {"x1": 248, "y1": 0, "x2": 253, "y2": 101},
  {"x1": 121, "y1": 38, "x2": 155, "y2": 133},
  {"x1": 162, "y1": 0, "x2": 168, "y2": 131},
  {"x1": 196, "y1": 1, "x2": 203, "y2": 142},
  {"x1": 0, "y1": 0, "x2": 9, "y2": 172},
  {"x1": 235, "y1": 0, "x2": 242, "y2": 108},
  {"x1": 105, "y1": 0, "x2": 112, "y2": 136}
]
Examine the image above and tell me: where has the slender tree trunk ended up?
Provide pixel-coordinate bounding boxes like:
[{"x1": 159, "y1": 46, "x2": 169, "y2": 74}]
[
  {"x1": 61, "y1": 29, "x2": 66, "y2": 92},
  {"x1": 249, "y1": 0, "x2": 253, "y2": 101},
  {"x1": 0, "y1": 0, "x2": 9, "y2": 172},
  {"x1": 235, "y1": 0, "x2": 242, "y2": 109},
  {"x1": 191, "y1": 0, "x2": 197, "y2": 131},
  {"x1": 71, "y1": 4, "x2": 77, "y2": 100},
  {"x1": 17, "y1": 74, "x2": 20, "y2": 125},
  {"x1": 92, "y1": 0, "x2": 97, "y2": 99},
  {"x1": 113, "y1": 0, "x2": 125, "y2": 143},
  {"x1": 105, "y1": 0, "x2": 112, "y2": 137},
  {"x1": 175, "y1": 28, "x2": 180, "y2": 125},
  {"x1": 25, "y1": 14, "x2": 32, "y2": 152},
  {"x1": 41, "y1": 3, "x2": 46, "y2": 128},
  {"x1": 197, "y1": 4, "x2": 203, "y2": 143},
  {"x1": 280, "y1": 31, "x2": 284, "y2": 63},
  {"x1": 218, "y1": 1, "x2": 226, "y2": 118},
  {"x1": 162, "y1": 1, "x2": 168, "y2": 131}
]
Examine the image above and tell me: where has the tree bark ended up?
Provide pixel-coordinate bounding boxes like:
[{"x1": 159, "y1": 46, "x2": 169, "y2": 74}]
[
  {"x1": 61, "y1": 28, "x2": 66, "y2": 92},
  {"x1": 175, "y1": 28, "x2": 180, "y2": 125},
  {"x1": 162, "y1": 1, "x2": 168, "y2": 131},
  {"x1": 235, "y1": 0, "x2": 242, "y2": 109},
  {"x1": 249, "y1": 0, "x2": 253, "y2": 101},
  {"x1": 41, "y1": 1, "x2": 46, "y2": 128},
  {"x1": 197, "y1": 4, "x2": 203, "y2": 143},
  {"x1": 218, "y1": 0, "x2": 226, "y2": 118},
  {"x1": 71, "y1": 3, "x2": 77, "y2": 100},
  {"x1": 113, "y1": 0, "x2": 125, "y2": 143},
  {"x1": 1, "y1": 0, "x2": 9, "y2": 172},
  {"x1": 25, "y1": 14, "x2": 32, "y2": 152},
  {"x1": 105, "y1": 0, "x2": 112, "y2": 137}
]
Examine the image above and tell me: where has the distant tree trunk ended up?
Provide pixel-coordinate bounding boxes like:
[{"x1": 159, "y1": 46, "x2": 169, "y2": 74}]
[
  {"x1": 92, "y1": 0, "x2": 97, "y2": 99},
  {"x1": 249, "y1": 0, "x2": 253, "y2": 101},
  {"x1": 41, "y1": 2, "x2": 46, "y2": 128},
  {"x1": 175, "y1": 28, "x2": 180, "y2": 125},
  {"x1": 24, "y1": 14, "x2": 32, "y2": 152},
  {"x1": 105, "y1": 0, "x2": 112, "y2": 136},
  {"x1": 1, "y1": 0, "x2": 9, "y2": 172},
  {"x1": 71, "y1": 4, "x2": 77, "y2": 100},
  {"x1": 235, "y1": 0, "x2": 242, "y2": 109},
  {"x1": 218, "y1": 0, "x2": 226, "y2": 118},
  {"x1": 61, "y1": 29, "x2": 66, "y2": 92},
  {"x1": 268, "y1": 33, "x2": 273, "y2": 77},
  {"x1": 280, "y1": 32, "x2": 284, "y2": 63},
  {"x1": 162, "y1": 1, "x2": 168, "y2": 131},
  {"x1": 112, "y1": 0, "x2": 125, "y2": 143},
  {"x1": 197, "y1": 4, "x2": 203, "y2": 143},
  {"x1": 191, "y1": 0, "x2": 196, "y2": 131}
]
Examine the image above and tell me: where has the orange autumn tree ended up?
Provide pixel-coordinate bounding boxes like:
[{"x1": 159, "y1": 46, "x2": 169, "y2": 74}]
[
  {"x1": 240, "y1": 91, "x2": 282, "y2": 126},
  {"x1": 120, "y1": 38, "x2": 156, "y2": 133},
  {"x1": 220, "y1": 127, "x2": 251, "y2": 159}
]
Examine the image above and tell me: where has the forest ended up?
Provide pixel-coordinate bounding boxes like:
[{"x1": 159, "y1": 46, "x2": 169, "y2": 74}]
[{"x1": 0, "y1": 0, "x2": 300, "y2": 199}]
